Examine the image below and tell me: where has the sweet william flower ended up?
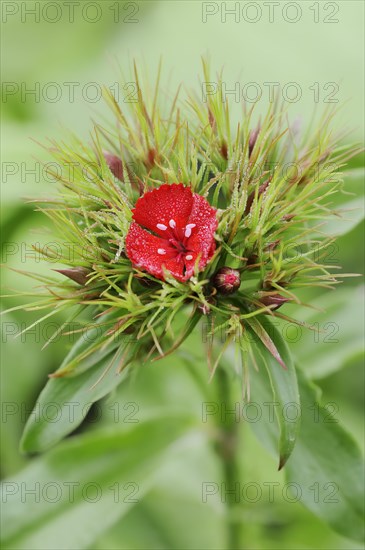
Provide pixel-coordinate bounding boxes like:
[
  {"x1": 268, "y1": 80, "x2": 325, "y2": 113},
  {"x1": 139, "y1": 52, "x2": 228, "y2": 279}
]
[
  {"x1": 125, "y1": 183, "x2": 218, "y2": 282},
  {"x1": 13, "y1": 61, "x2": 359, "y2": 486}
]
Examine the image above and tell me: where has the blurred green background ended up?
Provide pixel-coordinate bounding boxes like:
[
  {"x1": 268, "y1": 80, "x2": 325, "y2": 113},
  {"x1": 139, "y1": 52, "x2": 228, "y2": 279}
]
[{"x1": 1, "y1": 1, "x2": 364, "y2": 548}]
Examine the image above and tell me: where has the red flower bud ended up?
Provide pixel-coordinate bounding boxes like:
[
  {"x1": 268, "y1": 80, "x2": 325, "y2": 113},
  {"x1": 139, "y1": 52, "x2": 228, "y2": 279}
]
[
  {"x1": 213, "y1": 267, "x2": 241, "y2": 295},
  {"x1": 103, "y1": 152, "x2": 124, "y2": 182}
]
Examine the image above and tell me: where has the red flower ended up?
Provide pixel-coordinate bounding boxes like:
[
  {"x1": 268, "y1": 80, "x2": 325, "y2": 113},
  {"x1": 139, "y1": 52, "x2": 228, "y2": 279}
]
[{"x1": 125, "y1": 184, "x2": 218, "y2": 282}]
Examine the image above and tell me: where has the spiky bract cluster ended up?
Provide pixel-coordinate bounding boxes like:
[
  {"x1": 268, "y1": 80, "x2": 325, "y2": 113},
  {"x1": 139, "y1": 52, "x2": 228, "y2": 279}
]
[{"x1": 11, "y1": 61, "x2": 360, "y2": 379}]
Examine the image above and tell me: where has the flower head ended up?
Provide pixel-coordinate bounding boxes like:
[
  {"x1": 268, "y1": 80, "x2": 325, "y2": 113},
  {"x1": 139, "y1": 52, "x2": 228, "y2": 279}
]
[{"x1": 125, "y1": 184, "x2": 218, "y2": 281}]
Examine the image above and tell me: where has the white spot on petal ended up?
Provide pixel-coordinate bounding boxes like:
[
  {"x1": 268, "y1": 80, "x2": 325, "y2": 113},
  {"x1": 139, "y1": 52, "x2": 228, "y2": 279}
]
[
  {"x1": 185, "y1": 254, "x2": 193, "y2": 261},
  {"x1": 169, "y1": 219, "x2": 176, "y2": 228},
  {"x1": 184, "y1": 223, "x2": 196, "y2": 238},
  {"x1": 157, "y1": 223, "x2": 167, "y2": 231},
  {"x1": 157, "y1": 248, "x2": 166, "y2": 255}
]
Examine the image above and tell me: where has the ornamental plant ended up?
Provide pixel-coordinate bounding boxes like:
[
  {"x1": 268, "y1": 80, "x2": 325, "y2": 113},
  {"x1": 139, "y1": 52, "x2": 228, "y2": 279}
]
[{"x1": 2, "y1": 62, "x2": 364, "y2": 549}]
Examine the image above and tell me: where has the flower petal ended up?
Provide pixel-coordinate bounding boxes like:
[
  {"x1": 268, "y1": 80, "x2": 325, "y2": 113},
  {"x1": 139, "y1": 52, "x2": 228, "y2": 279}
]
[
  {"x1": 125, "y1": 223, "x2": 185, "y2": 281},
  {"x1": 186, "y1": 193, "x2": 218, "y2": 265},
  {"x1": 132, "y1": 183, "x2": 193, "y2": 237},
  {"x1": 126, "y1": 184, "x2": 218, "y2": 282}
]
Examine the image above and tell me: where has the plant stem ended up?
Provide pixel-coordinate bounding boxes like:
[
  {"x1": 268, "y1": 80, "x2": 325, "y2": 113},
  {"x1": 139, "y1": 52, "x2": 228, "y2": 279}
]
[{"x1": 215, "y1": 365, "x2": 242, "y2": 550}]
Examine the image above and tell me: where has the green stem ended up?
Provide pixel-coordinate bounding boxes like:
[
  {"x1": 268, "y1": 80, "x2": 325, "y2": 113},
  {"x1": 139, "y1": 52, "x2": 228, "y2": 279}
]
[{"x1": 215, "y1": 365, "x2": 242, "y2": 550}]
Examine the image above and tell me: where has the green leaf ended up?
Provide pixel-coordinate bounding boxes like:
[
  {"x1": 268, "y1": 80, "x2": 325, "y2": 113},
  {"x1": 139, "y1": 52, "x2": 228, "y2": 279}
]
[
  {"x1": 20, "y1": 309, "x2": 136, "y2": 453},
  {"x1": 289, "y1": 286, "x2": 364, "y2": 379},
  {"x1": 20, "y1": 353, "x2": 129, "y2": 454},
  {"x1": 246, "y1": 316, "x2": 287, "y2": 369},
  {"x1": 92, "y1": 444, "x2": 226, "y2": 550},
  {"x1": 248, "y1": 363, "x2": 364, "y2": 543},
  {"x1": 320, "y1": 168, "x2": 364, "y2": 237},
  {"x1": 51, "y1": 309, "x2": 122, "y2": 377},
  {"x1": 2, "y1": 416, "x2": 199, "y2": 550},
  {"x1": 248, "y1": 317, "x2": 300, "y2": 469},
  {"x1": 285, "y1": 368, "x2": 365, "y2": 543}
]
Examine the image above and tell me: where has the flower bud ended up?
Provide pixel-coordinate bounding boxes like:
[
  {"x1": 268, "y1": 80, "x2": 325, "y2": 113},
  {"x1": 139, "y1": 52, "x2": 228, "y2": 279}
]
[
  {"x1": 258, "y1": 293, "x2": 291, "y2": 310},
  {"x1": 213, "y1": 267, "x2": 241, "y2": 295},
  {"x1": 54, "y1": 267, "x2": 90, "y2": 286},
  {"x1": 103, "y1": 151, "x2": 124, "y2": 182}
]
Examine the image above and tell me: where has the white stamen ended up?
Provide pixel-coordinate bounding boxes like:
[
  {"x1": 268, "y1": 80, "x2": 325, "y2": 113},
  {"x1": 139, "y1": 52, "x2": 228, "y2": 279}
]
[
  {"x1": 169, "y1": 219, "x2": 176, "y2": 228},
  {"x1": 184, "y1": 223, "x2": 196, "y2": 238},
  {"x1": 157, "y1": 248, "x2": 166, "y2": 255},
  {"x1": 185, "y1": 254, "x2": 193, "y2": 261},
  {"x1": 156, "y1": 223, "x2": 167, "y2": 231}
]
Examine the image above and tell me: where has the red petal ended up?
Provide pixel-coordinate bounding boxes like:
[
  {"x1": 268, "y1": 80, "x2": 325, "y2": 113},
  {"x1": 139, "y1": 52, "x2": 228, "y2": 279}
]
[
  {"x1": 132, "y1": 184, "x2": 193, "y2": 237},
  {"x1": 186, "y1": 193, "x2": 218, "y2": 265},
  {"x1": 126, "y1": 184, "x2": 218, "y2": 282},
  {"x1": 125, "y1": 223, "x2": 185, "y2": 281}
]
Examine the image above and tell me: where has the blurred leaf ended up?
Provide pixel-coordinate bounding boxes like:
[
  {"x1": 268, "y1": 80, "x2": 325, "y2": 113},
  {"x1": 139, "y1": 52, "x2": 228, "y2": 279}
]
[
  {"x1": 289, "y1": 285, "x2": 364, "y2": 379},
  {"x1": 336, "y1": 219, "x2": 364, "y2": 274},
  {"x1": 320, "y1": 168, "x2": 364, "y2": 237},
  {"x1": 1, "y1": 416, "x2": 200, "y2": 550},
  {"x1": 92, "y1": 445, "x2": 225, "y2": 550},
  {"x1": 285, "y1": 369, "x2": 365, "y2": 543},
  {"x1": 248, "y1": 363, "x2": 364, "y2": 543},
  {"x1": 0, "y1": 312, "x2": 66, "y2": 476}
]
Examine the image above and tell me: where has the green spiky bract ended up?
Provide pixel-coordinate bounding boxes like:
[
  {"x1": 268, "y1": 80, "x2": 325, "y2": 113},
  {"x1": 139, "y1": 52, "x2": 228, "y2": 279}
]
[{"x1": 7, "y1": 60, "x2": 360, "y2": 401}]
